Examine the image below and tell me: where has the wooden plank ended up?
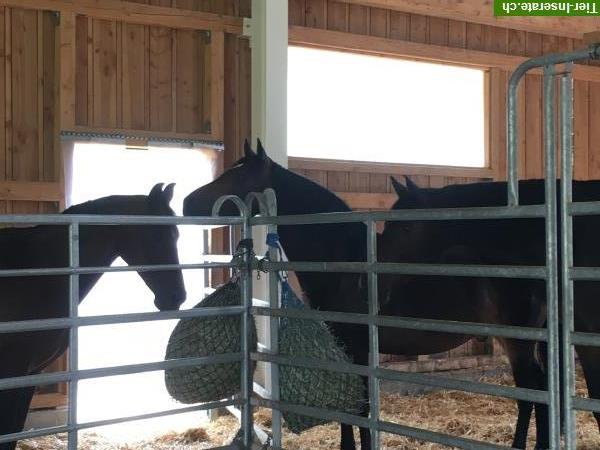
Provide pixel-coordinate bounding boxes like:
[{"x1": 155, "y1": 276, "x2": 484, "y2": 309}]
[
  {"x1": 86, "y1": 18, "x2": 94, "y2": 127},
  {"x1": 573, "y1": 79, "x2": 589, "y2": 180},
  {"x1": 429, "y1": 175, "x2": 445, "y2": 188},
  {"x1": 409, "y1": 13, "x2": 428, "y2": 44},
  {"x1": 4, "y1": 7, "x2": 10, "y2": 213},
  {"x1": 0, "y1": 6, "x2": 5, "y2": 200},
  {"x1": 210, "y1": 30, "x2": 225, "y2": 140},
  {"x1": 148, "y1": 25, "x2": 173, "y2": 132},
  {"x1": 223, "y1": 34, "x2": 239, "y2": 167},
  {"x1": 0, "y1": 0, "x2": 243, "y2": 34},
  {"x1": 368, "y1": 7, "x2": 387, "y2": 38},
  {"x1": 289, "y1": 156, "x2": 495, "y2": 178},
  {"x1": 335, "y1": 0, "x2": 600, "y2": 39},
  {"x1": 465, "y1": 23, "x2": 484, "y2": 51},
  {"x1": 288, "y1": 26, "x2": 600, "y2": 83},
  {"x1": 30, "y1": 393, "x2": 68, "y2": 410},
  {"x1": 37, "y1": 11, "x2": 44, "y2": 181},
  {"x1": 348, "y1": 172, "x2": 369, "y2": 192},
  {"x1": 60, "y1": 11, "x2": 76, "y2": 129},
  {"x1": 484, "y1": 25, "x2": 507, "y2": 54},
  {"x1": 489, "y1": 69, "x2": 507, "y2": 181},
  {"x1": 326, "y1": 171, "x2": 348, "y2": 192},
  {"x1": 348, "y1": 4, "x2": 369, "y2": 35},
  {"x1": 305, "y1": 0, "x2": 326, "y2": 29},
  {"x1": 11, "y1": 8, "x2": 39, "y2": 182},
  {"x1": 447, "y1": 19, "x2": 465, "y2": 48},
  {"x1": 42, "y1": 12, "x2": 57, "y2": 182},
  {"x1": 336, "y1": 191, "x2": 396, "y2": 210},
  {"x1": 428, "y1": 16, "x2": 447, "y2": 46},
  {"x1": 327, "y1": 1, "x2": 347, "y2": 33},
  {"x1": 388, "y1": 11, "x2": 409, "y2": 41},
  {"x1": 122, "y1": 22, "x2": 147, "y2": 129},
  {"x1": 588, "y1": 82, "x2": 600, "y2": 179},
  {"x1": 74, "y1": 15, "x2": 88, "y2": 126},
  {"x1": 289, "y1": 0, "x2": 306, "y2": 27},
  {"x1": 0, "y1": 181, "x2": 63, "y2": 202},
  {"x1": 507, "y1": 29, "x2": 526, "y2": 57},
  {"x1": 524, "y1": 75, "x2": 543, "y2": 179},
  {"x1": 175, "y1": 29, "x2": 202, "y2": 134},
  {"x1": 303, "y1": 169, "x2": 326, "y2": 187},
  {"x1": 92, "y1": 19, "x2": 118, "y2": 128},
  {"x1": 369, "y1": 173, "x2": 388, "y2": 193}
]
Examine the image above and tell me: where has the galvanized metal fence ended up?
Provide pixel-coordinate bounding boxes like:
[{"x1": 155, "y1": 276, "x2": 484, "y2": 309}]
[{"x1": 1, "y1": 45, "x2": 600, "y2": 450}]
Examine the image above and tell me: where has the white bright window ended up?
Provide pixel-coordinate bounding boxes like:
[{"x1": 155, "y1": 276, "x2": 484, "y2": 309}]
[{"x1": 288, "y1": 46, "x2": 486, "y2": 168}]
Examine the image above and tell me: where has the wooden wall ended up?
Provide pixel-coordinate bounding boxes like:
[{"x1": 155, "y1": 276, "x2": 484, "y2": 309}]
[
  {"x1": 0, "y1": 7, "x2": 61, "y2": 215},
  {"x1": 286, "y1": 0, "x2": 600, "y2": 206}
]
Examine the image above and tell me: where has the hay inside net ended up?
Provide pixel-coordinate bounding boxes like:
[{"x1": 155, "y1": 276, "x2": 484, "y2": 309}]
[
  {"x1": 278, "y1": 280, "x2": 366, "y2": 434},
  {"x1": 164, "y1": 280, "x2": 257, "y2": 404}
]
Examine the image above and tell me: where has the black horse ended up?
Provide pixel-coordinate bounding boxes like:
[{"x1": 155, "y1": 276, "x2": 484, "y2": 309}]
[
  {"x1": 0, "y1": 183, "x2": 186, "y2": 450},
  {"x1": 382, "y1": 176, "x2": 600, "y2": 449},
  {"x1": 183, "y1": 141, "x2": 552, "y2": 449}
]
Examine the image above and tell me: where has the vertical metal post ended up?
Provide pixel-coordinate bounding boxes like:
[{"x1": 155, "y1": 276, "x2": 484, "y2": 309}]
[
  {"x1": 240, "y1": 217, "x2": 254, "y2": 447},
  {"x1": 543, "y1": 64, "x2": 561, "y2": 450},
  {"x1": 67, "y1": 222, "x2": 80, "y2": 450},
  {"x1": 266, "y1": 193, "x2": 282, "y2": 448},
  {"x1": 560, "y1": 63, "x2": 576, "y2": 450},
  {"x1": 507, "y1": 75, "x2": 520, "y2": 206},
  {"x1": 367, "y1": 221, "x2": 380, "y2": 448}
]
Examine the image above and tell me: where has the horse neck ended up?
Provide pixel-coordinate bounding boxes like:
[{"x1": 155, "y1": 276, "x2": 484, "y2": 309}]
[{"x1": 76, "y1": 226, "x2": 120, "y2": 300}]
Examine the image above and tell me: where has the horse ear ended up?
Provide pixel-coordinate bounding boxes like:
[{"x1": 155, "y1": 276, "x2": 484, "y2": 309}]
[
  {"x1": 244, "y1": 139, "x2": 255, "y2": 159},
  {"x1": 256, "y1": 139, "x2": 267, "y2": 160},
  {"x1": 149, "y1": 183, "x2": 165, "y2": 200},
  {"x1": 404, "y1": 176, "x2": 419, "y2": 192},
  {"x1": 162, "y1": 183, "x2": 176, "y2": 204},
  {"x1": 390, "y1": 176, "x2": 407, "y2": 197}
]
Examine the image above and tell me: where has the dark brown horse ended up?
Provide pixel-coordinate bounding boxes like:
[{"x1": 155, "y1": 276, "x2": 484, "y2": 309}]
[
  {"x1": 182, "y1": 141, "x2": 549, "y2": 449},
  {"x1": 0, "y1": 183, "x2": 186, "y2": 450},
  {"x1": 383, "y1": 176, "x2": 600, "y2": 449}
]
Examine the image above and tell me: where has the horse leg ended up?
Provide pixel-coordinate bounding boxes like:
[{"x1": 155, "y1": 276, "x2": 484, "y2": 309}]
[
  {"x1": 340, "y1": 375, "x2": 372, "y2": 450},
  {"x1": 0, "y1": 386, "x2": 36, "y2": 450},
  {"x1": 501, "y1": 338, "x2": 548, "y2": 450},
  {"x1": 576, "y1": 345, "x2": 600, "y2": 432}
]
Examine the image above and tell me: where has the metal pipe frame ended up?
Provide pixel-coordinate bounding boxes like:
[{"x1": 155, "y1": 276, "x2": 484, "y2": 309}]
[{"x1": 2, "y1": 45, "x2": 600, "y2": 450}]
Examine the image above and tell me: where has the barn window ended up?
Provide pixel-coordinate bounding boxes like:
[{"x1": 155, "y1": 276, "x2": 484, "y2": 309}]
[
  {"x1": 66, "y1": 142, "x2": 215, "y2": 438},
  {"x1": 288, "y1": 46, "x2": 487, "y2": 168}
]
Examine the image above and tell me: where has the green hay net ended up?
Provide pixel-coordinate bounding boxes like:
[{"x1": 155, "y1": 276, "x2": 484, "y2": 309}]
[{"x1": 164, "y1": 280, "x2": 257, "y2": 404}]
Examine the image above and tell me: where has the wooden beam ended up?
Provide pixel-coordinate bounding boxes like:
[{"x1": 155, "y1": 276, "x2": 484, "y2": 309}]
[
  {"x1": 289, "y1": 157, "x2": 495, "y2": 178},
  {"x1": 0, "y1": 181, "x2": 63, "y2": 202},
  {"x1": 59, "y1": 11, "x2": 76, "y2": 129},
  {"x1": 0, "y1": 0, "x2": 243, "y2": 34},
  {"x1": 63, "y1": 126, "x2": 221, "y2": 144},
  {"x1": 210, "y1": 31, "x2": 225, "y2": 141},
  {"x1": 337, "y1": 0, "x2": 600, "y2": 39},
  {"x1": 31, "y1": 393, "x2": 68, "y2": 410},
  {"x1": 335, "y1": 191, "x2": 397, "y2": 210},
  {"x1": 289, "y1": 26, "x2": 600, "y2": 83}
]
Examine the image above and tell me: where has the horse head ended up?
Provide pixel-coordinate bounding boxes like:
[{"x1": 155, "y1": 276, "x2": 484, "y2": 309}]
[
  {"x1": 183, "y1": 140, "x2": 273, "y2": 217},
  {"x1": 116, "y1": 183, "x2": 186, "y2": 311}
]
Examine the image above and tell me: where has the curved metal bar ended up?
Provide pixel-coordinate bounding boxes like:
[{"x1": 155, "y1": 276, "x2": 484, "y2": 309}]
[
  {"x1": 506, "y1": 46, "x2": 597, "y2": 206},
  {"x1": 211, "y1": 194, "x2": 250, "y2": 218},
  {"x1": 244, "y1": 191, "x2": 270, "y2": 216}
]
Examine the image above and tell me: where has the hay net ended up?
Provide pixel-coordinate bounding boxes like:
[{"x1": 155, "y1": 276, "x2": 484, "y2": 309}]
[
  {"x1": 164, "y1": 279, "x2": 257, "y2": 404},
  {"x1": 264, "y1": 233, "x2": 366, "y2": 434}
]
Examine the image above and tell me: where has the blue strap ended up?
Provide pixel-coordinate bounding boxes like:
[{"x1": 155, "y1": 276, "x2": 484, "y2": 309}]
[{"x1": 265, "y1": 233, "x2": 304, "y2": 310}]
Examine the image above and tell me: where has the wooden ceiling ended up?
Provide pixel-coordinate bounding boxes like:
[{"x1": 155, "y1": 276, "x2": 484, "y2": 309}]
[{"x1": 338, "y1": 0, "x2": 600, "y2": 39}]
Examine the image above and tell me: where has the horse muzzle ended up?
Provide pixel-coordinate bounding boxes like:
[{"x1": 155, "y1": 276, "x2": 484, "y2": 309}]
[{"x1": 154, "y1": 289, "x2": 186, "y2": 311}]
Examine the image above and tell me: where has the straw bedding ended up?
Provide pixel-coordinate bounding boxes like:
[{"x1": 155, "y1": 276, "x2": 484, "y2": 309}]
[{"x1": 17, "y1": 364, "x2": 600, "y2": 449}]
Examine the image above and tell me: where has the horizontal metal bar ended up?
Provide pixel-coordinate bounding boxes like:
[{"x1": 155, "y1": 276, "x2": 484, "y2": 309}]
[
  {"x1": 377, "y1": 419, "x2": 509, "y2": 450},
  {"x1": 573, "y1": 396, "x2": 600, "y2": 414},
  {"x1": 252, "y1": 398, "x2": 508, "y2": 450},
  {"x1": 571, "y1": 331, "x2": 600, "y2": 347},
  {"x1": 0, "y1": 261, "x2": 237, "y2": 278},
  {"x1": 258, "y1": 260, "x2": 546, "y2": 279},
  {"x1": 0, "y1": 398, "x2": 238, "y2": 445},
  {"x1": 251, "y1": 307, "x2": 547, "y2": 342},
  {"x1": 0, "y1": 213, "x2": 243, "y2": 226},
  {"x1": 249, "y1": 205, "x2": 546, "y2": 226},
  {"x1": 568, "y1": 201, "x2": 600, "y2": 216},
  {"x1": 0, "y1": 305, "x2": 244, "y2": 334},
  {"x1": 570, "y1": 267, "x2": 600, "y2": 281},
  {"x1": 252, "y1": 352, "x2": 547, "y2": 404},
  {"x1": 377, "y1": 367, "x2": 547, "y2": 404},
  {"x1": 0, "y1": 353, "x2": 241, "y2": 391}
]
